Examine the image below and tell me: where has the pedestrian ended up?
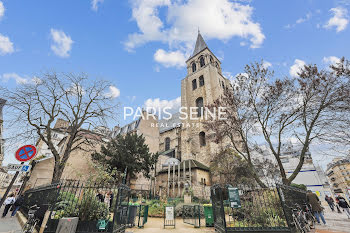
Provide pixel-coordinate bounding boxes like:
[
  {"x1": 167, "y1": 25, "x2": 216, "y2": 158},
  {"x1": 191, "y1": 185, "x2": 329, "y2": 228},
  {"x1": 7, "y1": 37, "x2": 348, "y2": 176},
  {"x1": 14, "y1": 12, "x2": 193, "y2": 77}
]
[
  {"x1": 11, "y1": 194, "x2": 24, "y2": 217},
  {"x1": 96, "y1": 190, "x2": 104, "y2": 202},
  {"x1": 336, "y1": 195, "x2": 350, "y2": 218},
  {"x1": 325, "y1": 195, "x2": 335, "y2": 211},
  {"x1": 307, "y1": 190, "x2": 326, "y2": 225},
  {"x1": 2, "y1": 194, "x2": 15, "y2": 218}
]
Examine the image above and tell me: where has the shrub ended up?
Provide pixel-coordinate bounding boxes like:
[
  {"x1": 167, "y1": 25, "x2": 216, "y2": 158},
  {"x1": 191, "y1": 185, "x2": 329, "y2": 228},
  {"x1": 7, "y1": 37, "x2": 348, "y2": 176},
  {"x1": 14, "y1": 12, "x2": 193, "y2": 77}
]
[{"x1": 53, "y1": 190, "x2": 110, "y2": 221}]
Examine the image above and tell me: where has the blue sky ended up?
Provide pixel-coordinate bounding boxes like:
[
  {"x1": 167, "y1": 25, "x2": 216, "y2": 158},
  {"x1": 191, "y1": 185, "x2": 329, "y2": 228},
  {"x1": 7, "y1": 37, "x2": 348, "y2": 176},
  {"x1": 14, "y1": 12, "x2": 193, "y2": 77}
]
[{"x1": 1, "y1": 0, "x2": 350, "y2": 166}]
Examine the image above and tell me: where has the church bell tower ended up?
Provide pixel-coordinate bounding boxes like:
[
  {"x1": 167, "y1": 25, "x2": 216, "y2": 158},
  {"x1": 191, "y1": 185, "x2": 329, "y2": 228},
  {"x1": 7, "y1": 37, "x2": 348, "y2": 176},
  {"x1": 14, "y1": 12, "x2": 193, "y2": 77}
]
[{"x1": 180, "y1": 32, "x2": 231, "y2": 166}]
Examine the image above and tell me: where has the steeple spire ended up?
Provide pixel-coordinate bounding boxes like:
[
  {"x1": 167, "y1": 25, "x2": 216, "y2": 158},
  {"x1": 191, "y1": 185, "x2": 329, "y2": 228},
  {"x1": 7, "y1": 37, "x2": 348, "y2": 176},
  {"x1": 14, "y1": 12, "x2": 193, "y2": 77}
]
[{"x1": 191, "y1": 31, "x2": 208, "y2": 58}]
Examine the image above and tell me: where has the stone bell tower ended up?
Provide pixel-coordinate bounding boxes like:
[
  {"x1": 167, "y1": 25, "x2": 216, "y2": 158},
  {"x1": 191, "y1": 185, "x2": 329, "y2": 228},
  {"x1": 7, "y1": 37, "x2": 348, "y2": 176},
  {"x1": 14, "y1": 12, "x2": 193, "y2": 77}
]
[{"x1": 180, "y1": 32, "x2": 231, "y2": 167}]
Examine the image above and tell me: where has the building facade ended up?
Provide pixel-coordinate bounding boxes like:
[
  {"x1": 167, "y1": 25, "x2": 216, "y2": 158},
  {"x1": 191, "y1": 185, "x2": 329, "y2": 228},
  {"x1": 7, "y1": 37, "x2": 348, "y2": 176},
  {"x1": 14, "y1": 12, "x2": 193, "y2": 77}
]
[
  {"x1": 326, "y1": 157, "x2": 350, "y2": 201},
  {"x1": 281, "y1": 143, "x2": 332, "y2": 204}
]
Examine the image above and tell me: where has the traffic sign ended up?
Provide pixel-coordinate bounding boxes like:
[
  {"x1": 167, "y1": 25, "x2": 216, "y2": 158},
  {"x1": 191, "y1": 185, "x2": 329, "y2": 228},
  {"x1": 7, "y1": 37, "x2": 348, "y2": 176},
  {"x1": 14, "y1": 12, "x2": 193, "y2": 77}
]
[
  {"x1": 15, "y1": 145, "x2": 37, "y2": 162},
  {"x1": 7, "y1": 164, "x2": 31, "y2": 172}
]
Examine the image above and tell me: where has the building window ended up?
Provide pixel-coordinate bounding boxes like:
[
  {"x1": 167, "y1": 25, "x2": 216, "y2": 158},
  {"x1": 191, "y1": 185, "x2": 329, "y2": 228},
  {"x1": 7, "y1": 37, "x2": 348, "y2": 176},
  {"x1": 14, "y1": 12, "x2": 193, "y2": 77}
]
[
  {"x1": 199, "y1": 75, "x2": 204, "y2": 87},
  {"x1": 192, "y1": 62, "x2": 197, "y2": 72},
  {"x1": 222, "y1": 81, "x2": 225, "y2": 89},
  {"x1": 199, "y1": 131, "x2": 206, "y2": 146},
  {"x1": 192, "y1": 79, "x2": 197, "y2": 90},
  {"x1": 210, "y1": 56, "x2": 213, "y2": 63},
  {"x1": 165, "y1": 137, "x2": 170, "y2": 151},
  {"x1": 199, "y1": 56, "x2": 205, "y2": 67},
  {"x1": 196, "y1": 97, "x2": 204, "y2": 117}
]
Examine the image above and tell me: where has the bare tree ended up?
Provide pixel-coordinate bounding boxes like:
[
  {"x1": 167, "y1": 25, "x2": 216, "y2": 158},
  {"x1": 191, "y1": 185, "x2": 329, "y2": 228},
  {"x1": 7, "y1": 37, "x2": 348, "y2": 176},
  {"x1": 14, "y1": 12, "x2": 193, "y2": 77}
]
[
  {"x1": 205, "y1": 59, "x2": 350, "y2": 186},
  {"x1": 1, "y1": 72, "x2": 117, "y2": 183}
]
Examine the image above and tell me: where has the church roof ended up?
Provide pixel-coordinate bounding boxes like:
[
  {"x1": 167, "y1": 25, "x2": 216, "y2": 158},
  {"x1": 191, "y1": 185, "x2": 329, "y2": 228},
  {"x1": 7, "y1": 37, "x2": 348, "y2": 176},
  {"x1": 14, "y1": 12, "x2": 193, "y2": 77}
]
[
  {"x1": 158, "y1": 112, "x2": 181, "y2": 133},
  {"x1": 190, "y1": 32, "x2": 208, "y2": 59},
  {"x1": 159, "y1": 159, "x2": 210, "y2": 173}
]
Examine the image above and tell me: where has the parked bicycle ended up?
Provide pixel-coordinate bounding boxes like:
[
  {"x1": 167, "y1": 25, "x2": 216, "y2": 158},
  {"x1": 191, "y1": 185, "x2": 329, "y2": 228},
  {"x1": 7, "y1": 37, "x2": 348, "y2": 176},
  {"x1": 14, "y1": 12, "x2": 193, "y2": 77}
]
[
  {"x1": 302, "y1": 203, "x2": 316, "y2": 229},
  {"x1": 289, "y1": 204, "x2": 310, "y2": 233},
  {"x1": 22, "y1": 205, "x2": 40, "y2": 233}
]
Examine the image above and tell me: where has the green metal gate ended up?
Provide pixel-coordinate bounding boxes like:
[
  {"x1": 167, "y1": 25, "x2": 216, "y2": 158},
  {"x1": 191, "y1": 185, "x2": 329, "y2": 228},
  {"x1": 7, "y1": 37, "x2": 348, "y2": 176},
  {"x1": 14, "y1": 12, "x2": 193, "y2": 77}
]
[
  {"x1": 137, "y1": 204, "x2": 149, "y2": 228},
  {"x1": 183, "y1": 205, "x2": 201, "y2": 228}
]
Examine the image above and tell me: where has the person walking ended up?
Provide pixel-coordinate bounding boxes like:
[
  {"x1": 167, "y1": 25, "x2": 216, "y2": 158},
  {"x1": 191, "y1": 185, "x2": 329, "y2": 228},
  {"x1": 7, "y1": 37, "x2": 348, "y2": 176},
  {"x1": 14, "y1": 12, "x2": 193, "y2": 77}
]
[
  {"x1": 2, "y1": 194, "x2": 15, "y2": 218},
  {"x1": 336, "y1": 195, "x2": 350, "y2": 218},
  {"x1": 307, "y1": 190, "x2": 326, "y2": 224},
  {"x1": 10, "y1": 194, "x2": 24, "y2": 217},
  {"x1": 325, "y1": 195, "x2": 335, "y2": 211}
]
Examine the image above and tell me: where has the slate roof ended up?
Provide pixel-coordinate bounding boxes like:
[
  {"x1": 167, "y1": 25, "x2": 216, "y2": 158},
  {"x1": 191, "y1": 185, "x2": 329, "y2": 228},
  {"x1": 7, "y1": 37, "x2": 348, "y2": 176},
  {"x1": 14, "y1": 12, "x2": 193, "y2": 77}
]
[
  {"x1": 190, "y1": 32, "x2": 208, "y2": 59},
  {"x1": 158, "y1": 112, "x2": 181, "y2": 133},
  {"x1": 158, "y1": 159, "x2": 210, "y2": 174},
  {"x1": 111, "y1": 118, "x2": 141, "y2": 138}
]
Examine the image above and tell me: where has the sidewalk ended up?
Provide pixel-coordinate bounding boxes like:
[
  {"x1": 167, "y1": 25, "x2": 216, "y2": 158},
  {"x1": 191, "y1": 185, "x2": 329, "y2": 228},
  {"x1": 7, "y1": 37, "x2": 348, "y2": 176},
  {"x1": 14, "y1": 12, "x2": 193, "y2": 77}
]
[
  {"x1": 315, "y1": 207, "x2": 350, "y2": 233},
  {"x1": 129, "y1": 217, "x2": 214, "y2": 233},
  {"x1": 0, "y1": 206, "x2": 22, "y2": 233}
]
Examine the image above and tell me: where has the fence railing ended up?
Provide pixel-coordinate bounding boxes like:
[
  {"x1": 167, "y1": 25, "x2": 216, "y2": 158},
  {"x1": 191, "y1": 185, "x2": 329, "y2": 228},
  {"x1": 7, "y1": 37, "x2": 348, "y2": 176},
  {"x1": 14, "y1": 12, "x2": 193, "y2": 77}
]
[
  {"x1": 211, "y1": 184, "x2": 306, "y2": 233},
  {"x1": 21, "y1": 180, "x2": 129, "y2": 233}
]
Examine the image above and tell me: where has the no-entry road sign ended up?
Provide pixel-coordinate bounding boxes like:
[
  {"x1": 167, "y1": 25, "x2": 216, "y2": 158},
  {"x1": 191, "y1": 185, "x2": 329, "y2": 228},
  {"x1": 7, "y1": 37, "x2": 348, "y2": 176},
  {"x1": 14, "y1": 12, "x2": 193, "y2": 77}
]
[{"x1": 15, "y1": 145, "x2": 37, "y2": 162}]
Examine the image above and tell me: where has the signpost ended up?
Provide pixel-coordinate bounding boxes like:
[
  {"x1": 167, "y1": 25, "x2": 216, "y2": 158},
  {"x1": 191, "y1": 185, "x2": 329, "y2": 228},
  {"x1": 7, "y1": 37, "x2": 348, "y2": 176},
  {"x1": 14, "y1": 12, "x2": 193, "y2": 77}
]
[
  {"x1": 7, "y1": 164, "x2": 32, "y2": 172},
  {"x1": 0, "y1": 145, "x2": 37, "y2": 207},
  {"x1": 164, "y1": 206, "x2": 175, "y2": 228},
  {"x1": 228, "y1": 187, "x2": 241, "y2": 209}
]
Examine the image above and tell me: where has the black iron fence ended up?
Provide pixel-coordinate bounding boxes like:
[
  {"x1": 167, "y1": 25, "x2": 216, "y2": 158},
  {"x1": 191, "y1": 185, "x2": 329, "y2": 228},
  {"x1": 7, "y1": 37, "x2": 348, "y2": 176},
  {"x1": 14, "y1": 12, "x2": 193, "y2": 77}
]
[
  {"x1": 21, "y1": 180, "x2": 130, "y2": 233},
  {"x1": 183, "y1": 204, "x2": 201, "y2": 228},
  {"x1": 211, "y1": 184, "x2": 306, "y2": 233}
]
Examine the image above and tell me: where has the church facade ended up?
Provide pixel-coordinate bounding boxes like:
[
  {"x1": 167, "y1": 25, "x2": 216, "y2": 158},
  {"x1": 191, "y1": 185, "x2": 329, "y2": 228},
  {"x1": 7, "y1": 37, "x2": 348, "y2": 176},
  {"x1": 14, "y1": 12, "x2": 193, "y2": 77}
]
[{"x1": 113, "y1": 33, "x2": 233, "y2": 198}]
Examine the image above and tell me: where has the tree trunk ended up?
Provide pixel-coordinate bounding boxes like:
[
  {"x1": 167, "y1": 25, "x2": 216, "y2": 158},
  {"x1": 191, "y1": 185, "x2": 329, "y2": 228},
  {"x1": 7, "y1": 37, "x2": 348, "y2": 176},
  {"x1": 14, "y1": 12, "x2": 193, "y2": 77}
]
[{"x1": 51, "y1": 162, "x2": 64, "y2": 184}]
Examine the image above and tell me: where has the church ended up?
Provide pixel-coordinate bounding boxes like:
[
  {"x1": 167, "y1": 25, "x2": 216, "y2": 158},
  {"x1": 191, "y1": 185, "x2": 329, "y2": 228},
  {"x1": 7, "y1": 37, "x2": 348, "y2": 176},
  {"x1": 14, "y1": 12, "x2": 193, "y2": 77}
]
[
  {"x1": 112, "y1": 32, "x2": 233, "y2": 198},
  {"x1": 25, "y1": 33, "x2": 233, "y2": 198}
]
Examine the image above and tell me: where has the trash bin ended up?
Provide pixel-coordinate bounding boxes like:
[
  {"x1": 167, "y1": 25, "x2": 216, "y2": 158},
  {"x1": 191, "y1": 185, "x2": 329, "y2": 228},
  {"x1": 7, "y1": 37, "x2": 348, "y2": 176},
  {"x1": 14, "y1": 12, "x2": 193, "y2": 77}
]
[
  {"x1": 203, "y1": 204, "x2": 214, "y2": 227},
  {"x1": 128, "y1": 203, "x2": 139, "y2": 227}
]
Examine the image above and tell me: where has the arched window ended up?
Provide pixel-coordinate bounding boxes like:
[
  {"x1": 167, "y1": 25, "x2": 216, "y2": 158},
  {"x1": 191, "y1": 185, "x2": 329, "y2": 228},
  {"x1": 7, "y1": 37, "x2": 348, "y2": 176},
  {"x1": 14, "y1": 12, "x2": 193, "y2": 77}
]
[
  {"x1": 192, "y1": 79, "x2": 197, "y2": 90},
  {"x1": 215, "y1": 62, "x2": 219, "y2": 68},
  {"x1": 165, "y1": 137, "x2": 170, "y2": 151},
  {"x1": 199, "y1": 131, "x2": 206, "y2": 146},
  {"x1": 199, "y1": 56, "x2": 205, "y2": 67},
  {"x1": 196, "y1": 97, "x2": 204, "y2": 117},
  {"x1": 222, "y1": 81, "x2": 225, "y2": 89},
  {"x1": 210, "y1": 56, "x2": 213, "y2": 63},
  {"x1": 192, "y1": 62, "x2": 197, "y2": 72},
  {"x1": 199, "y1": 75, "x2": 204, "y2": 87}
]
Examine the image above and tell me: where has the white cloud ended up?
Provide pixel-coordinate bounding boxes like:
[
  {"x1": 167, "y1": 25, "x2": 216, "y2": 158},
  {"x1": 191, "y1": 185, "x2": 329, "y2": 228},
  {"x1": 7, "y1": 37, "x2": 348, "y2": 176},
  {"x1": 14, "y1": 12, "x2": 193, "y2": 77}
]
[
  {"x1": 285, "y1": 12, "x2": 312, "y2": 29},
  {"x1": 91, "y1": 0, "x2": 104, "y2": 11},
  {"x1": 50, "y1": 29, "x2": 74, "y2": 58},
  {"x1": 1, "y1": 73, "x2": 39, "y2": 85},
  {"x1": 154, "y1": 49, "x2": 187, "y2": 68},
  {"x1": 262, "y1": 61, "x2": 272, "y2": 69},
  {"x1": 144, "y1": 96, "x2": 181, "y2": 113},
  {"x1": 0, "y1": 33, "x2": 14, "y2": 55},
  {"x1": 296, "y1": 12, "x2": 312, "y2": 24},
  {"x1": 106, "y1": 86, "x2": 120, "y2": 99},
  {"x1": 324, "y1": 7, "x2": 349, "y2": 32},
  {"x1": 289, "y1": 59, "x2": 306, "y2": 78},
  {"x1": 323, "y1": 56, "x2": 341, "y2": 65},
  {"x1": 125, "y1": 0, "x2": 265, "y2": 54},
  {"x1": 0, "y1": 1, "x2": 4, "y2": 20}
]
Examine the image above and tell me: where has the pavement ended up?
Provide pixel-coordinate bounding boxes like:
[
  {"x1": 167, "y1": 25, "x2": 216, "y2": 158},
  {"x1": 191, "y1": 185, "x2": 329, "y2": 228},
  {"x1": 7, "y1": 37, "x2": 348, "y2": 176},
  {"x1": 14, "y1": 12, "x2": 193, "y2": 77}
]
[
  {"x1": 0, "y1": 206, "x2": 22, "y2": 233},
  {"x1": 128, "y1": 217, "x2": 214, "y2": 233},
  {"x1": 0, "y1": 205, "x2": 349, "y2": 233},
  {"x1": 314, "y1": 207, "x2": 350, "y2": 233}
]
